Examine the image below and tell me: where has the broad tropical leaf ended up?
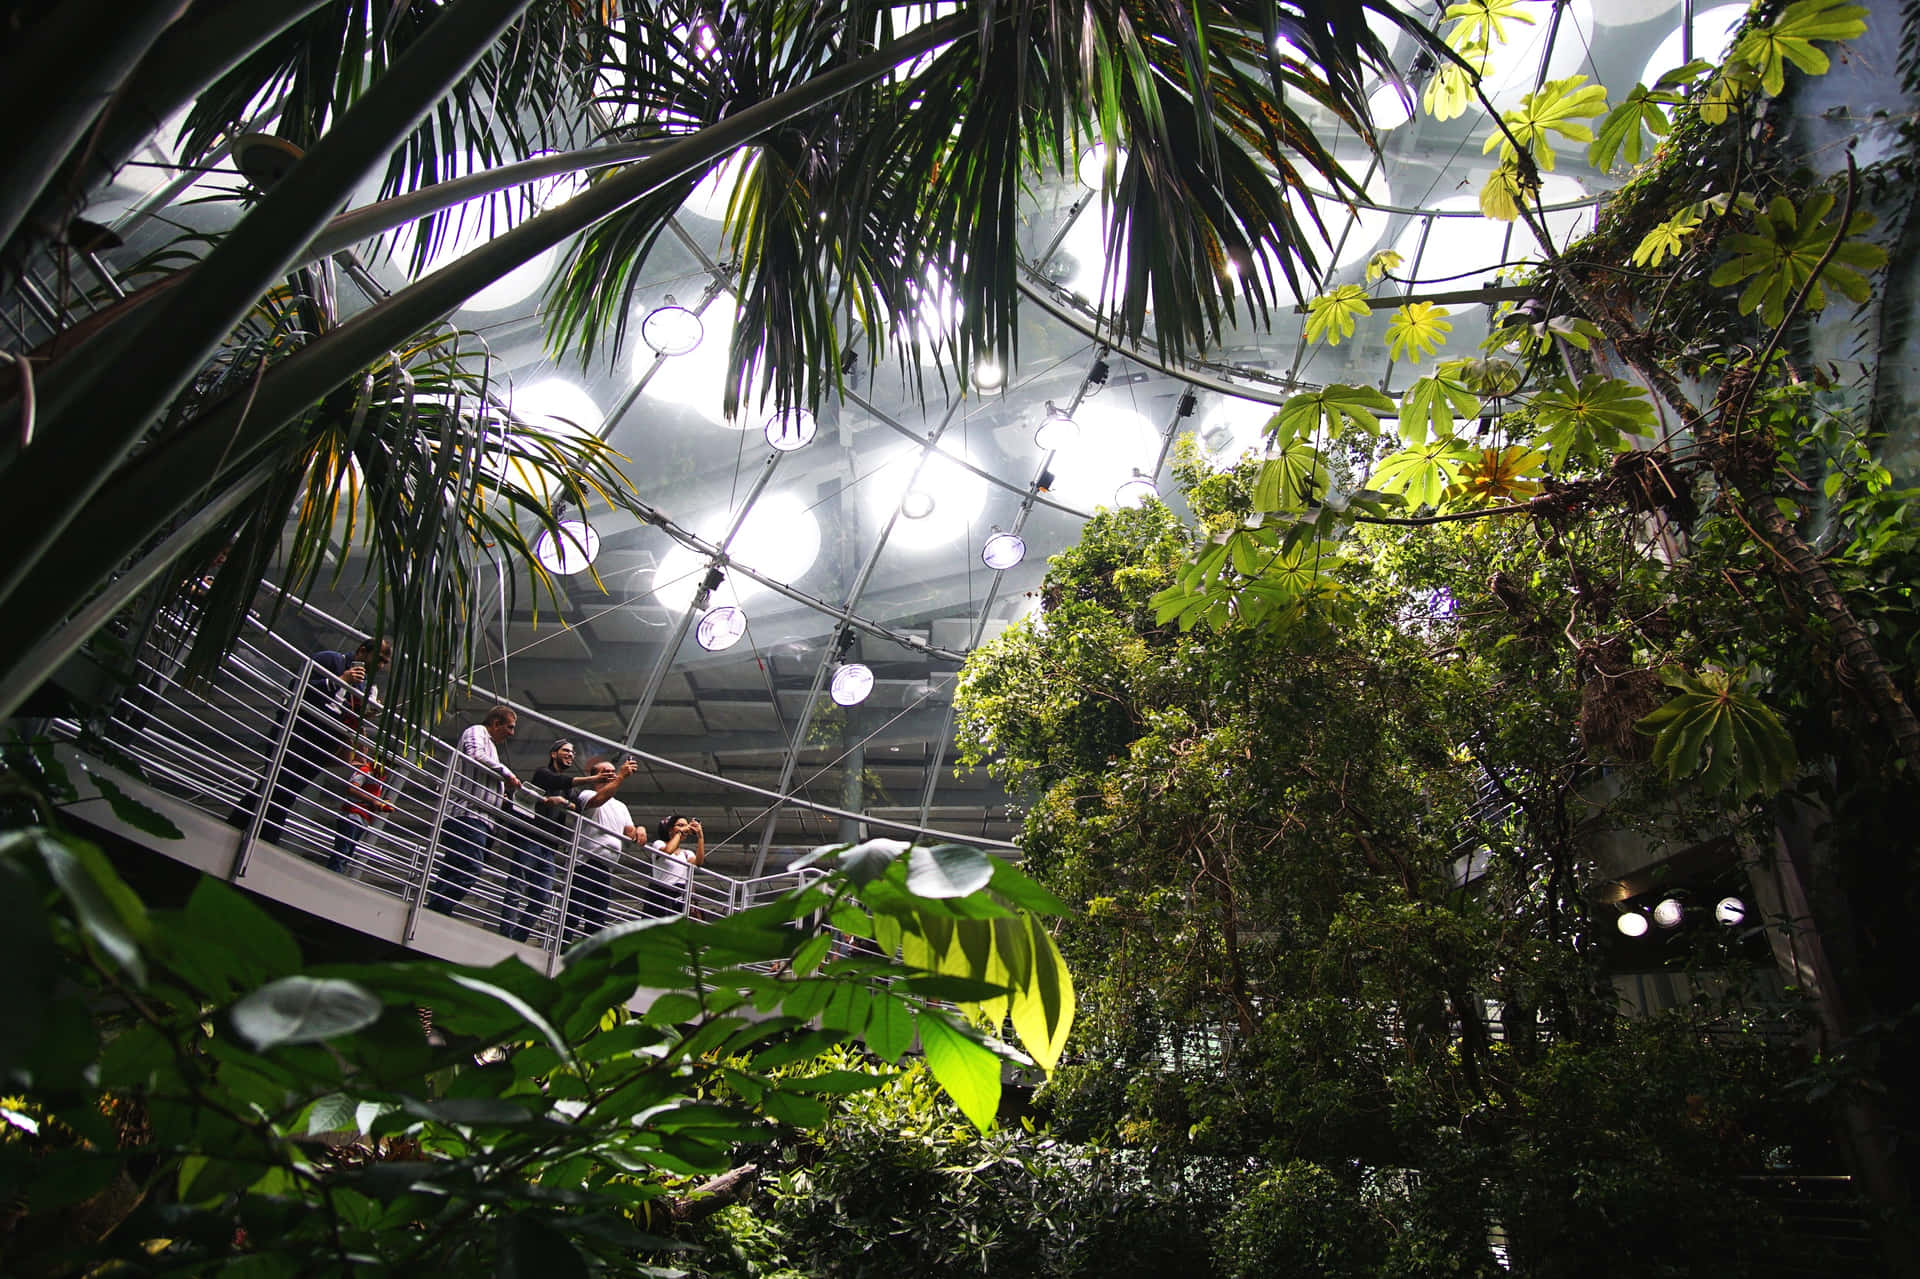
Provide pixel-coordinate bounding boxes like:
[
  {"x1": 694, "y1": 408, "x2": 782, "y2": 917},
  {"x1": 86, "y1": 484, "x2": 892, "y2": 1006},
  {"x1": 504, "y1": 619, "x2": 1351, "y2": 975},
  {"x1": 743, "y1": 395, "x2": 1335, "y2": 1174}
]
[
  {"x1": 1442, "y1": 0, "x2": 1540, "y2": 48},
  {"x1": 1529, "y1": 374, "x2": 1657, "y2": 469},
  {"x1": 1399, "y1": 370, "x2": 1480, "y2": 445},
  {"x1": 1252, "y1": 438, "x2": 1330, "y2": 512},
  {"x1": 1274, "y1": 383, "x2": 1398, "y2": 443},
  {"x1": 1632, "y1": 208, "x2": 1702, "y2": 267},
  {"x1": 1732, "y1": 0, "x2": 1869, "y2": 96},
  {"x1": 1588, "y1": 83, "x2": 1673, "y2": 171},
  {"x1": 1386, "y1": 302, "x2": 1454, "y2": 363},
  {"x1": 1636, "y1": 668, "x2": 1798, "y2": 798},
  {"x1": 1447, "y1": 444, "x2": 1545, "y2": 504},
  {"x1": 1304, "y1": 285, "x2": 1373, "y2": 346},
  {"x1": 1708, "y1": 192, "x2": 1885, "y2": 326},
  {"x1": 1485, "y1": 75, "x2": 1609, "y2": 172},
  {"x1": 1366, "y1": 250, "x2": 1404, "y2": 282},
  {"x1": 1371, "y1": 439, "x2": 1474, "y2": 509}
]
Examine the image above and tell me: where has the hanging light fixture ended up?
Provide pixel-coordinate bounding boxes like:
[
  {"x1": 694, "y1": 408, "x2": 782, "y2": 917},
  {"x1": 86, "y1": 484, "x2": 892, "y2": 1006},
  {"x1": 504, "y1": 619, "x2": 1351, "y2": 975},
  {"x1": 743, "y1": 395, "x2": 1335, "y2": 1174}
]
[
  {"x1": 764, "y1": 407, "x2": 817, "y2": 451},
  {"x1": 973, "y1": 356, "x2": 1005, "y2": 390},
  {"x1": 1114, "y1": 469, "x2": 1159, "y2": 508},
  {"x1": 831, "y1": 662, "x2": 875, "y2": 706},
  {"x1": 533, "y1": 518, "x2": 599, "y2": 575},
  {"x1": 900, "y1": 489, "x2": 936, "y2": 520},
  {"x1": 1035, "y1": 401, "x2": 1078, "y2": 452},
  {"x1": 1616, "y1": 911, "x2": 1650, "y2": 938},
  {"x1": 981, "y1": 529, "x2": 1026, "y2": 570},
  {"x1": 695, "y1": 605, "x2": 747, "y2": 652},
  {"x1": 1652, "y1": 897, "x2": 1686, "y2": 929},
  {"x1": 642, "y1": 294, "x2": 703, "y2": 356},
  {"x1": 1715, "y1": 896, "x2": 1747, "y2": 927}
]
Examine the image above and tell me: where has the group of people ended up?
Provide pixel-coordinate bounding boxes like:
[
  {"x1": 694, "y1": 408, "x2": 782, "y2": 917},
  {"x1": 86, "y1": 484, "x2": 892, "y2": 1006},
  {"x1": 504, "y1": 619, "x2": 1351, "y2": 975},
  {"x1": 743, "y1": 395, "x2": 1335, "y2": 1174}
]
[
  {"x1": 227, "y1": 638, "x2": 707, "y2": 945},
  {"x1": 422, "y1": 704, "x2": 708, "y2": 942}
]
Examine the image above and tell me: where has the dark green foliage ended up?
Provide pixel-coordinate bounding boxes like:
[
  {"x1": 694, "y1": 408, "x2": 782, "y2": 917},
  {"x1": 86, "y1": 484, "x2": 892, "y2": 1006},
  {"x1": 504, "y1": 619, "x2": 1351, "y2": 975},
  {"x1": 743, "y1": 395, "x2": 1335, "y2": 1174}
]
[
  {"x1": 0, "y1": 821, "x2": 1070, "y2": 1276},
  {"x1": 948, "y1": 500, "x2": 1822, "y2": 1276}
]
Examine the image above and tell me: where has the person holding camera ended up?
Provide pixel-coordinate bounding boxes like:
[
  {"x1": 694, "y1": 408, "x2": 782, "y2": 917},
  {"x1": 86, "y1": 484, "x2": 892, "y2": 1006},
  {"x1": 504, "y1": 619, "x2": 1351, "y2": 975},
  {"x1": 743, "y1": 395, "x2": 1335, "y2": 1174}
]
[
  {"x1": 228, "y1": 636, "x2": 389, "y2": 846},
  {"x1": 645, "y1": 814, "x2": 708, "y2": 917},
  {"x1": 567, "y1": 753, "x2": 643, "y2": 940}
]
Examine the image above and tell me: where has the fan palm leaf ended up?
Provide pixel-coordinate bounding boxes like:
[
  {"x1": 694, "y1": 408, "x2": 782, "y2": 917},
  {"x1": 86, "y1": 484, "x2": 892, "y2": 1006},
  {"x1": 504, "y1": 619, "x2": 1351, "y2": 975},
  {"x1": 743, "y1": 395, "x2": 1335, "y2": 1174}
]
[{"x1": 543, "y1": 0, "x2": 1421, "y2": 417}]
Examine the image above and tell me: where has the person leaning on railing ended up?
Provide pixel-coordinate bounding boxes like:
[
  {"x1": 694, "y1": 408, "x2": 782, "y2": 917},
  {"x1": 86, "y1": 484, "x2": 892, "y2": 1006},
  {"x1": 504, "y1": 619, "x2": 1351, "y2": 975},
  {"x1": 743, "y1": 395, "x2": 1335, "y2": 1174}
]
[
  {"x1": 566, "y1": 754, "x2": 643, "y2": 939},
  {"x1": 425, "y1": 704, "x2": 522, "y2": 922},
  {"x1": 501, "y1": 738, "x2": 583, "y2": 944},
  {"x1": 226, "y1": 636, "x2": 389, "y2": 846}
]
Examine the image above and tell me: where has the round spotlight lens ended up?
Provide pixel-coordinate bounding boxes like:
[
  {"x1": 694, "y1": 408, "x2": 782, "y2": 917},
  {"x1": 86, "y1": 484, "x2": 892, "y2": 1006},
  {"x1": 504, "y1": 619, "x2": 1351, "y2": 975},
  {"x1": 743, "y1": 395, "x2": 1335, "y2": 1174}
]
[
  {"x1": 1114, "y1": 472, "x2": 1160, "y2": 508},
  {"x1": 533, "y1": 519, "x2": 599, "y2": 575},
  {"x1": 642, "y1": 302, "x2": 704, "y2": 356},
  {"x1": 764, "y1": 407, "x2": 817, "y2": 452},
  {"x1": 974, "y1": 357, "x2": 1005, "y2": 391},
  {"x1": 695, "y1": 605, "x2": 747, "y2": 652},
  {"x1": 1366, "y1": 80, "x2": 1413, "y2": 131},
  {"x1": 1076, "y1": 142, "x2": 1125, "y2": 189},
  {"x1": 831, "y1": 662, "x2": 875, "y2": 706},
  {"x1": 900, "y1": 490, "x2": 936, "y2": 520},
  {"x1": 1715, "y1": 896, "x2": 1747, "y2": 927},
  {"x1": 1653, "y1": 898, "x2": 1686, "y2": 929},
  {"x1": 1616, "y1": 911, "x2": 1650, "y2": 938},
  {"x1": 1035, "y1": 407, "x2": 1078, "y2": 453},
  {"x1": 981, "y1": 531, "x2": 1026, "y2": 570}
]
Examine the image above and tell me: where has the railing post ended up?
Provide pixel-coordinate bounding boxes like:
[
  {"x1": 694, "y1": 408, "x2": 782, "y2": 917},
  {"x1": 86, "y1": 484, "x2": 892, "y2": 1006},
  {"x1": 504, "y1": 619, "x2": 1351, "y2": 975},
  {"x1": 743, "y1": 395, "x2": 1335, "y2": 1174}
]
[
  {"x1": 403, "y1": 747, "x2": 461, "y2": 943},
  {"x1": 230, "y1": 673, "x2": 303, "y2": 882},
  {"x1": 547, "y1": 816, "x2": 585, "y2": 977}
]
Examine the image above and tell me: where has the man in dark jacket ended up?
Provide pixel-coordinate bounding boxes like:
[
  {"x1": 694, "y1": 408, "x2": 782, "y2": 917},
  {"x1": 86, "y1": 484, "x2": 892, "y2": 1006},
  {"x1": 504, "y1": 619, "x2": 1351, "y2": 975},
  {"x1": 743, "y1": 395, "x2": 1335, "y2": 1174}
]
[
  {"x1": 229, "y1": 636, "x2": 389, "y2": 846},
  {"x1": 503, "y1": 738, "x2": 582, "y2": 943}
]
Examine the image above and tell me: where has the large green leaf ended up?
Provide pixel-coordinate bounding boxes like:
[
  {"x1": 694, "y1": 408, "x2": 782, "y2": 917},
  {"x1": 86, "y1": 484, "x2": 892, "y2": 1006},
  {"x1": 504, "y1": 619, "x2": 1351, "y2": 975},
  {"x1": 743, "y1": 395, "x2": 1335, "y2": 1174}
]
[
  {"x1": 1732, "y1": 0, "x2": 1868, "y2": 96},
  {"x1": 917, "y1": 1015, "x2": 1001, "y2": 1133},
  {"x1": 1708, "y1": 192, "x2": 1884, "y2": 327},
  {"x1": 905, "y1": 844, "x2": 995, "y2": 898},
  {"x1": 1528, "y1": 375, "x2": 1657, "y2": 470},
  {"x1": 229, "y1": 976, "x2": 383, "y2": 1050},
  {"x1": 1274, "y1": 384, "x2": 1398, "y2": 444},
  {"x1": 1636, "y1": 668, "x2": 1797, "y2": 799}
]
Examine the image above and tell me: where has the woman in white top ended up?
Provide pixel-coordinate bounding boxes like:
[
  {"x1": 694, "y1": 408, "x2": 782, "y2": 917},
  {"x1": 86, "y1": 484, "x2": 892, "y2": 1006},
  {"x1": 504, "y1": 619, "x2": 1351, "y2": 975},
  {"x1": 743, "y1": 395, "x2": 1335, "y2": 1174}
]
[{"x1": 645, "y1": 814, "x2": 706, "y2": 916}]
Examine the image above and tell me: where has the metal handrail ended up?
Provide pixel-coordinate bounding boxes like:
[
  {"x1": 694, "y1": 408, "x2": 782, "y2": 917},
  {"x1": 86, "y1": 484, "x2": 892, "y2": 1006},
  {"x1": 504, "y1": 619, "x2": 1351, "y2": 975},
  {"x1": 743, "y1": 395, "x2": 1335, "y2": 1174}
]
[{"x1": 87, "y1": 601, "x2": 866, "y2": 948}]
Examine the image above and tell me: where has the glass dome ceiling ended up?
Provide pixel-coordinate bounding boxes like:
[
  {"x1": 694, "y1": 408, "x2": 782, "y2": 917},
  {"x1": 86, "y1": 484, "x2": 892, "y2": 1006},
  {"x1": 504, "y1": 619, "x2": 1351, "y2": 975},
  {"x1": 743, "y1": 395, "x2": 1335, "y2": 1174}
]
[{"x1": 77, "y1": 0, "x2": 1732, "y2": 866}]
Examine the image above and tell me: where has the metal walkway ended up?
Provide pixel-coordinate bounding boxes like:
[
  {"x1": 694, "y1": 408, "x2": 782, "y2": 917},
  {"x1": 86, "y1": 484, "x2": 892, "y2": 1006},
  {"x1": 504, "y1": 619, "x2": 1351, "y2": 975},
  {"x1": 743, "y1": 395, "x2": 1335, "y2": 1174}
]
[{"x1": 47, "y1": 602, "x2": 871, "y2": 972}]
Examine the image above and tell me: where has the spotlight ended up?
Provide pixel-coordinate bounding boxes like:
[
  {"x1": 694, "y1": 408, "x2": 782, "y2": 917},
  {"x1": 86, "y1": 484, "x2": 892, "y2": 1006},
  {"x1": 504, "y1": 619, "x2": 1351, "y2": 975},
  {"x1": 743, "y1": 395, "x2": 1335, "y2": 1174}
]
[
  {"x1": 642, "y1": 295, "x2": 703, "y2": 356},
  {"x1": 900, "y1": 490, "x2": 935, "y2": 520},
  {"x1": 831, "y1": 662, "x2": 875, "y2": 706},
  {"x1": 981, "y1": 530, "x2": 1026, "y2": 570},
  {"x1": 1652, "y1": 898, "x2": 1686, "y2": 929},
  {"x1": 764, "y1": 407, "x2": 817, "y2": 452},
  {"x1": 974, "y1": 357, "x2": 1005, "y2": 390},
  {"x1": 1035, "y1": 402, "x2": 1078, "y2": 452},
  {"x1": 1115, "y1": 470, "x2": 1159, "y2": 507},
  {"x1": 1715, "y1": 896, "x2": 1747, "y2": 927},
  {"x1": 1076, "y1": 141, "x2": 1125, "y2": 189},
  {"x1": 533, "y1": 519, "x2": 599, "y2": 575},
  {"x1": 695, "y1": 605, "x2": 747, "y2": 651},
  {"x1": 1366, "y1": 80, "x2": 1413, "y2": 130},
  {"x1": 1616, "y1": 911, "x2": 1650, "y2": 938}
]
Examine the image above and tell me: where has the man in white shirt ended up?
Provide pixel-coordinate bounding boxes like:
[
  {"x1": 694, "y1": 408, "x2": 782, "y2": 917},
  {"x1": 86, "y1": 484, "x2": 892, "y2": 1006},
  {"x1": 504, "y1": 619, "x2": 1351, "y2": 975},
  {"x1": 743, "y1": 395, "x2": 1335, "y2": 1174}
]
[
  {"x1": 567, "y1": 754, "x2": 643, "y2": 940},
  {"x1": 425, "y1": 704, "x2": 523, "y2": 921}
]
